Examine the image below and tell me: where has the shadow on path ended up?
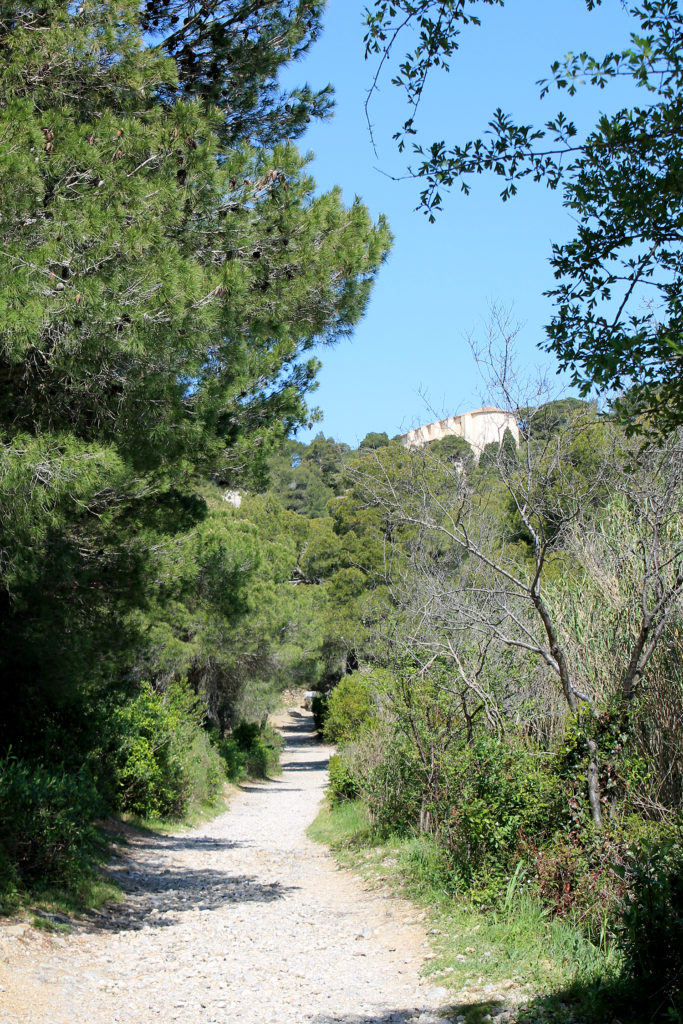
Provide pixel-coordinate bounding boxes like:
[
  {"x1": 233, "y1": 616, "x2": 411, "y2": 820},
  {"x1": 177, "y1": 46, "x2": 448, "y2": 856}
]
[
  {"x1": 278, "y1": 714, "x2": 322, "y2": 745},
  {"x1": 279, "y1": 710, "x2": 329, "y2": 771},
  {"x1": 311, "y1": 1000, "x2": 508, "y2": 1024},
  {"x1": 83, "y1": 862, "x2": 298, "y2": 933},
  {"x1": 281, "y1": 758, "x2": 330, "y2": 772},
  {"x1": 237, "y1": 784, "x2": 305, "y2": 794},
  {"x1": 82, "y1": 709, "x2": 319, "y2": 935}
]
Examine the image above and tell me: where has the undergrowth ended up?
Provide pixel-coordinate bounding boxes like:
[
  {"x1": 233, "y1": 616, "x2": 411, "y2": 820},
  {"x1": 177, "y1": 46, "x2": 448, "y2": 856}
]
[{"x1": 308, "y1": 799, "x2": 628, "y2": 1024}]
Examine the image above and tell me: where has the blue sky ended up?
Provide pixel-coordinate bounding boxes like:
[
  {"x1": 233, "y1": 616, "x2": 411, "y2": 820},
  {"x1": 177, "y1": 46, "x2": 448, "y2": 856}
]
[{"x1": 281, "y1": 0, "x2": 638, "y2": 446}]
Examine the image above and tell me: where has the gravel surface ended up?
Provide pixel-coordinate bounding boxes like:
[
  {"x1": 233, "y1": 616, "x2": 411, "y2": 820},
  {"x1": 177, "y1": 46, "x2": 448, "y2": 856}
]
[{"x1": 0, "y1": 709, "x2": 454, "y2": 1024}]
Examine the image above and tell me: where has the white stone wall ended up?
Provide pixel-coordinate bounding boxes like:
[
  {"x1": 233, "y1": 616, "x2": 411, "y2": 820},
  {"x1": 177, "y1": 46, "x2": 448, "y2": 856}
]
[{"x1": 401, "y1": 406, "x2": 519, "y2": 457}]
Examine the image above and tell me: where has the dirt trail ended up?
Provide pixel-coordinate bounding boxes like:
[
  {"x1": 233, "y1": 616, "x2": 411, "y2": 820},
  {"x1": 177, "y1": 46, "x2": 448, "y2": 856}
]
[{"x1": 0, "y1": 708, "x2": 454, "y2": 1024}]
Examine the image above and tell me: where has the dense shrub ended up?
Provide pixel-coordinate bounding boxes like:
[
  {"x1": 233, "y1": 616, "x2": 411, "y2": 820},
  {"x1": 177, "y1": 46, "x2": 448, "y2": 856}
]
[
  {"x1": 114, "y1": 681, "x2": 224, "y2": 820},
  {"x1": 346, "y1": 721, "x2": 568, "y2": 900},
  {"x1": 215, "y1": 735, "x2": 244, "y2": 780},
  {"x1": 351, "y1": 722, "x2": 424, "y2": 834},
  {"x1": 216, "y1": 720, "x2": 282, "y2": 781},
  {"x1": 0, "y1": 758, "x2": 102, "y2": 886},
  {"x1": 531, "y1": 817, "x2": 681, "y2": 938},
  {"x1": 323, "y1": 673, "x2": 376, "y2": 744},
  {"x1": 311, "y1": 692, "x2": 329, "y2": 734},
  {"x1": 616, "y1": 840, "x2": 683, "y2": 1018},
  {"x1": 327, "y1": 753, "x2": 359, "y2": 802},
  {"x1": 437, "y1": 734, "x2": 567, "y2": 895}
]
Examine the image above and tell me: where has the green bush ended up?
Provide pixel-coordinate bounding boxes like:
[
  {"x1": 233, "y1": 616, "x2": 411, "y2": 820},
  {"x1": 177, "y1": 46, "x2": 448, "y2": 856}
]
[
  {"x1": 438, "y1": 734, "x2": 566, "y2": 896},
  {"x1": 0, "y1": 758, "x2": 102, "y2": 886},
  {"x1": 214, "y1": 736, "x2": 244, "y2": 781},
  {"x1": 0, "y1": 845, "x2": 19, "y2": 913},
  {"x1": 323, "y1": 674, "x2": 376, "y2": 745},
  {"x1": 230, "y1": 720, "x2": 261, "y2": 748},
  {"x1": 555, "y1": 705, "x2": 653, "y2": 825},
  {"x1": 352, "y1": 723, "x2": 424, "y2": 835},
  {"x1": 327, "y1": 753, "x2": 359, "y2": 802},
  {"x1": 616, "y1": 840, "x2": 683, "y2": 1019},
  {"x1": 531, "y1": 820, "x2": 662, "y2": 936},
  {"x1": 350, "y1": 724, "x2": 566, "y2": 898},
  {"x1": 114, "y1": 681, "x2": 224, "y2": 820},
  {"x1": 216, "y1": 720, "x2": 282, "y2": 781},
  {"x1": 183, "y1": 725, "x2": 225, "y2": 807}
]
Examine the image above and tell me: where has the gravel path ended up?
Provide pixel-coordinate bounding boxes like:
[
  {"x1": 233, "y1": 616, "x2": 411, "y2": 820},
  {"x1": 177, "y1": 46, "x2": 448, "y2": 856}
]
[{"x1": 0, "y1": 708, "x2": 454, "y2": 1024}]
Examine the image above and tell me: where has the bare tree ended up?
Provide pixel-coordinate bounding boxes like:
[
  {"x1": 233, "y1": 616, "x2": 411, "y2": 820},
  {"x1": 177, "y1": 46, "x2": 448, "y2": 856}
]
[{"x1": 351, "y1": 321, "x2": 683, "y2": 825}]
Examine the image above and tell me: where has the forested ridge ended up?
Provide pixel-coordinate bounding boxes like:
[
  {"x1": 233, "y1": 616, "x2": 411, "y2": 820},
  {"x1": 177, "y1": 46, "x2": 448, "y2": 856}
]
[{"x1": 1, "y1": 3, "x2": 683, "y2": 1023}]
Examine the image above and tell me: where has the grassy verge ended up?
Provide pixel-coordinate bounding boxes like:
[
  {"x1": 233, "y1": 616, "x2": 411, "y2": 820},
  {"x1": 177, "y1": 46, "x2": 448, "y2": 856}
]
[
  {"x1": 25, "y1": 874, "x2": 122, "y2": 932},
  {"x1": 1, "y1": 849, "x2": 121, "y2": 929},
  {"x1": 308, "y1": 799, "x2": 625, "y2": 1024}
]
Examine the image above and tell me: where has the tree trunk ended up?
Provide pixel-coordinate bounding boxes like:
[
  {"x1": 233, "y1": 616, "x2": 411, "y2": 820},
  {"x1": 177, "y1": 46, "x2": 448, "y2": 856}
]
[
  {"x1": 586, "y1": 737, "x2": 603, "y2": 828},
  {"x1": 419, "y1": 794, "x2": 432, "y2": 833}
]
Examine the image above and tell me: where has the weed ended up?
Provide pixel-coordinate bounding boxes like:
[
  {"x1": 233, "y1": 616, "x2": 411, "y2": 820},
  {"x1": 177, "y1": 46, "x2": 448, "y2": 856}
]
[{"x1": 31, "y1": 915, "x2": 71, "y2": 933}]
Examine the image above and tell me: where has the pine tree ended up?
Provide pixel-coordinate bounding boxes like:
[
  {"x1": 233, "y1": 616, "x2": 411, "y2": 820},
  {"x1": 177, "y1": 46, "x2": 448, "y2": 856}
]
[
  {"x1": 0, "y1": 3, "x2": 391, "y2": 766},
  {"x1": 142, "y1": 0, "x2": 334, "y2": 146},
  {"x1": 0, "y1": 2, "x2": 390, "y2": 474}
]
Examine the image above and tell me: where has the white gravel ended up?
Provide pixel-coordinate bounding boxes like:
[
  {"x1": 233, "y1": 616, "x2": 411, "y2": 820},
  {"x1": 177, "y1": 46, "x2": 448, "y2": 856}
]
[{"x1": 0, "y1": 708, "x2": 453, "y2": 1024}]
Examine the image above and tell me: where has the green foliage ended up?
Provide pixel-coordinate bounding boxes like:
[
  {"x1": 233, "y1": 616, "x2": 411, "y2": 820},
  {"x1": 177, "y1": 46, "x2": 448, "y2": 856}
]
[
  {"x1": 616, "y1": 840, "x2": 683, "y2": 1018},
  {"x1": 306, "y1": 434, "x2": 350, "y2": 492},
  {"x1": 114, "y1": 681, "x2": 224, "y2": 821},
  {"x1": 429, "y1": 433, "x2": 475, "y2": 471},
  {"x1": 353, "y1": 721, "x2": 425, "y2": 836},
  {"x1": 215, "y1": 720, "x2": 282, "y2": 782},
  {"x1": 556, "y1": 705, "x2": 652, "y2": 823},
  {"x1": 0, "y1": 0, "x2": 391, "y2": 900},
  {"x1": 142, "y1": 1, "x2": 333, "y2": 147},
  {"x1": 518, "y1": 399, "x2": 594, "y2": 442},
  {"x1": 500, "y1": 426, "x2": 518, "y2": 467},
  {"x1": 268, "y1": 457, "x2": 338, "y2": 518},
  {"x1": 311, "y1": 692, "x2": 329, "y2": 734},
  {"x1": 0, "y1": 4, "x2": 391, "y2": 470},
  {"x1": 327, "y1": 753, "x2": 360, "y2": 802},
  {"x1": 264, "y1": 435, "x2": 349, "y2": 518},
  {"x1": 350, "y1": 714, "x2": 567, "y2": 900},
  {"x1": 0, "y1": 758, "x2": 102, "y2": 888},
  {"x1": 477, "y1": 440, "x2": 501, "y2": 472},
  {"x1": 323, "y1": 673, "x2": 376, "y2": 744},
  {"x1": 438, "y1": 735, "x2": 566, "y2": 897},
  {"x1": 360, "y1": 431, "x2": 390, "y2": 449},
  {"x1": 234, "y1": 720, "x2": 283, "y2": 777}
]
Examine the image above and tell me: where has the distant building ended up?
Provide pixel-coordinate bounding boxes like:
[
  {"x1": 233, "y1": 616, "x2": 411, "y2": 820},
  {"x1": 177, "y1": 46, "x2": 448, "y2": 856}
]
[{"x1": 401, "y1": 407, "x2": 519, "y2": 458}]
